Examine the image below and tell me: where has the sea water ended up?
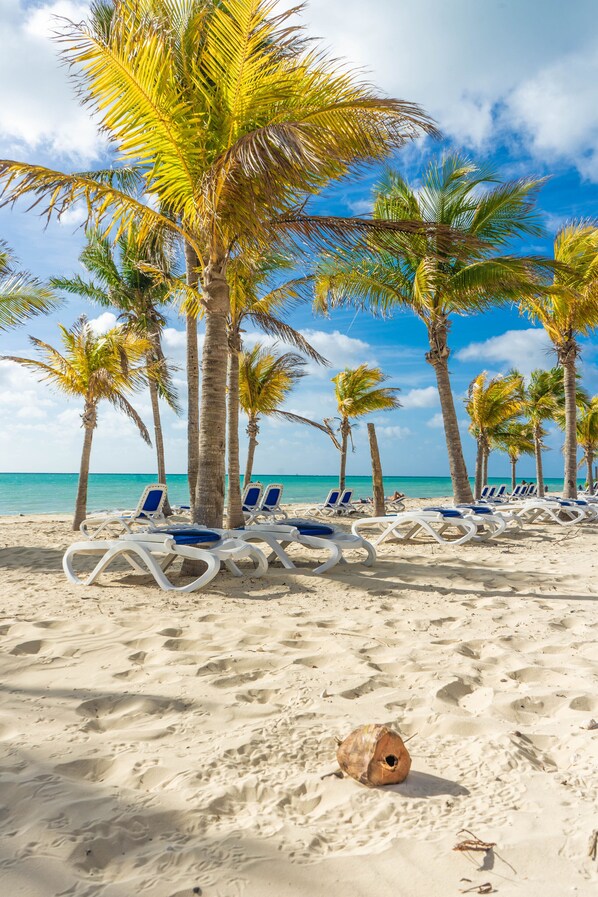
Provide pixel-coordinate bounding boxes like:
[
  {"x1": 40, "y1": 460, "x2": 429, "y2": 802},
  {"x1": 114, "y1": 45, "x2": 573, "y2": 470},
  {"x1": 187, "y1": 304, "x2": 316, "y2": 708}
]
[{"x1": 0, "y1": 472, "x2": 568, "y2": 516}]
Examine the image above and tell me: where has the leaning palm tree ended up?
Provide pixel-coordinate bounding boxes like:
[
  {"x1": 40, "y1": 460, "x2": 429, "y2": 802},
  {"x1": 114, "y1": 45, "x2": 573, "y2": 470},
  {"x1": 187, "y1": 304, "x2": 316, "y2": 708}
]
[
  {"x1": 314, "y1": 155, "x2": 548, "y2": 503},
  {"x1": 0, "y1": 239, "x2": 57, "y2": 330},
  {"x1": 327, "y1": 364, "x2": 400, "y2": 490},
  {"x1": 576, "y1": 396, "x2": 598, "y2": 494},
  {"x1": 0, "y1": 0, "x2": 436, "y2": 527},
  {"x1": 521, "y1": 223, "x2": 598, "y2": 497},
  {"x1": 239, "y1": 343, "x2": 313, "y2": 485},
  {"x1": 51, "y1": 228, "x2": 180, "y2": 512},
  {"x1": 521, "y1": 367, "x2": 565, "y2": 496},
  {"x1": 490, "y1": 422, "x2": 536, "y2": 491},
  {"x1": 465, "y1": 371, "x2": 524, "y2": 498},
  {"x1": 226, "y1": 251, "x2": 327, "y2": 526},
  {"x1": 3, "y1": 317, "x2": 151, "y2": 529}
]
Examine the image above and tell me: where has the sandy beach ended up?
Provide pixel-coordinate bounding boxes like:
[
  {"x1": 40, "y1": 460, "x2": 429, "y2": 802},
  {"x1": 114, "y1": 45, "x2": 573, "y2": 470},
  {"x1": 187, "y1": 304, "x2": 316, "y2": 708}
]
[{"x1": 1, "y1": 505, "x2": 598, "y2": 897}]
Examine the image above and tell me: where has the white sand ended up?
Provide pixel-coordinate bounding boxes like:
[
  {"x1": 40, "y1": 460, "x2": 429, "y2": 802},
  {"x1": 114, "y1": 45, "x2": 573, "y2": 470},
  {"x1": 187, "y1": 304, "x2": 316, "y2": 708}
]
[{"x1": 1, "y1": 506, "x2": 597, "y2": 897}]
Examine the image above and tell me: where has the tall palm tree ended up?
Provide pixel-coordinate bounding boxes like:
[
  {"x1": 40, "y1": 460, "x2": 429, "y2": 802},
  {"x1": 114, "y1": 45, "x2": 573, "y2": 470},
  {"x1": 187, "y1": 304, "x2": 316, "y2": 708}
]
[
  {"x1": 314, "y1": 155, "x2": 548, "y2": 503},
  {"x1": 239, "y1": 343, "x2": 313, "y2": 485},
  {"x1": 490, "y1": 421, "x2": 536, "y2": 491},
  {"x1": 0, "y1": 0, "x2": 436, "y2": 527},
  {"x1": 521, "y1": 367, "x2": 565, "y2": 496},
  {"x1": 327, "y1": 364, "x2": 400, "y2": 490},
  {"x1": 576, "y1": 396, "x2": 598, "y2": 494},
  {"x1": 51, "y1": 229, "x2": 180, "y2": 511},
  {"x1": 3, "y1": 317, "x2": 150, "y2": 529},
  {"x1": 0, "y1": 239, "x2": 57, "y2": 330},
  {"x1": 225, "y1": 251, "x2": 327, "y2": 525},
  {"x1": 521, "y1": 223, "x2": 598, "y2": 498},
  {"x1": 465, "y1": 371, "x2": 524, "y2": 498}
]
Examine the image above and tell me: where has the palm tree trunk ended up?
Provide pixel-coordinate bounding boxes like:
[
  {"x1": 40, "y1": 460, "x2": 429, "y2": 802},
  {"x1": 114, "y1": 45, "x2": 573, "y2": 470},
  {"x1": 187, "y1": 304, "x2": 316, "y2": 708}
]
[
  {"x1": 339, "y1": 417, "x2": 350, "y2": 491},
  {"x1": 474, "y1": 439, "x2": 484, "y2": 499},
  {"x1": 73, "y1": 402, "x2": 96, "y2": 531},
  {"x1": 587, "y1": 450, "x2": 594, "y2": 495},
  {"x1": 510, "y1": 456, "x2": 517, "y2": 491},
  {"x1": 226, "y1": 333, "x2": 245, "y2": 528},
  {"x1": 533, "y1": 423, "x2": 545, "y2": 496},
  {"x1": 426, "y1": 320, "x2": 473, "y2": 503},
  {"x1": 561, "y1": 346, "x2": 578, "y2": 499},
  {"x1": 147, "y1": 340, "x2": 172, "y2": 516},
  {"x1": 367, "y1": 423, "x2": 385, "y2": 517},
  {"x1": 184, "y1": 243, "x2": 200, "y2": 512},
  {"x1": 244, "y1": 416, "x2": 259, "y2": 485},
  {"x1": 482, "y1": 447, "x2": 489, "y2": 487}
]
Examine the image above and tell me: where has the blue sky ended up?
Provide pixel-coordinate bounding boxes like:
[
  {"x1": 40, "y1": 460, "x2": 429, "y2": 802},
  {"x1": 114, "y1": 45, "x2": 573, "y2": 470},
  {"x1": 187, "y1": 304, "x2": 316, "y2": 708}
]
[{"x1": 1, "y1": 0, "x2": 598, "y2": 479}]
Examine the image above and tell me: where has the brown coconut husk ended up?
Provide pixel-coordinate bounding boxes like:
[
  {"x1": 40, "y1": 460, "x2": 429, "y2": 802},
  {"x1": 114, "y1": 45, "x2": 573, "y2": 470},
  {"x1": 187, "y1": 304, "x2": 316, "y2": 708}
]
[{"x1": 336, "y1": 723, "x2": 411, "y2": 787}]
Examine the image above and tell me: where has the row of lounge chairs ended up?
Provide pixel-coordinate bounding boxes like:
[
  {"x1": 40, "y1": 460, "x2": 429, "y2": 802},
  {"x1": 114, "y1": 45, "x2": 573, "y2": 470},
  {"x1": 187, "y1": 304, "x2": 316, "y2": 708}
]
[
  {"x1": 480, "y1": 483, "x2": 538, "y2": 501},
  {"x1": 67, "y1": 480, "x2": 598, "y2": 594}
]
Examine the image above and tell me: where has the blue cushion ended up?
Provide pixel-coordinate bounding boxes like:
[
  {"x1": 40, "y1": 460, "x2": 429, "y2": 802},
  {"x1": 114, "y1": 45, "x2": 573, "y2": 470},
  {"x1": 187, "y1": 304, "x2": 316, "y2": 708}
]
[
  {"x1": 141, "y1": 489, "x2": 164, "y2": 513},
  {"x1": 283, "y1": 518, "x2": 335, "y2": 537},
  {"x1": 423, "y1": 507, "x2": 463, "y2": 518},
  {"x1": 164, "y1": 529, "x2": 221, "y2": 545},
  {"x1": 458, "y1": 504, "x2": 492, "y2": 515}
]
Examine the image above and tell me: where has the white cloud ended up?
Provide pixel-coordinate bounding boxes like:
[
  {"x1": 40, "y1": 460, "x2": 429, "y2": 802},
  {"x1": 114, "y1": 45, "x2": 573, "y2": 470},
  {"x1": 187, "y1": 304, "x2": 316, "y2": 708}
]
[
  {"x1": 0, "y1": 1, "x2": 103, "y2": 162},
  {"x1": 426, "y1": 413, "x2": 444, "y2": 429},
  {"x1": 400, "y1": 386, "x2": 438, "y2": 409},
  {"x1": 376, "y1": 425, "x2": 412, "y2": 440},
  {"x1": 88, "y1": 312, "x2": 118, "y2": 335},
  {"x1": 456, "y1": 328, "x2": 554, "y2": 377}
]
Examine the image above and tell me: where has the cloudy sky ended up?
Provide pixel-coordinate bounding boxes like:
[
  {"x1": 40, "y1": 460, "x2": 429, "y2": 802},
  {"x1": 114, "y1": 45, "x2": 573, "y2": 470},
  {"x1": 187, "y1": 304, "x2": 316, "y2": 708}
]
[{"x1": 1, "y1": 0, "x2": 598, "y2": 479}]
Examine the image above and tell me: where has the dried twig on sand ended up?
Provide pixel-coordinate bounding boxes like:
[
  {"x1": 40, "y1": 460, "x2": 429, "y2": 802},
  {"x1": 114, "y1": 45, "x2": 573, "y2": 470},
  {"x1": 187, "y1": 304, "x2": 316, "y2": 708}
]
[
  {"x1": 454, "y1": 830, "x2": 497, "y2": 852},
  {"x1": 589, "y1": 829, "x2": 598, "y2": 862},
  {"x1": 459, "y1": 882, "x2": 494, "y2": 894}
]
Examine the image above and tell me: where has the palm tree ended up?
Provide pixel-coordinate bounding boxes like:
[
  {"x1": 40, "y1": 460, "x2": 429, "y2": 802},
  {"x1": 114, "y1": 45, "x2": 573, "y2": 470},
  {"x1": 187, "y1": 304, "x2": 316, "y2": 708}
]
[
  {"x1": 522, "y1": 367, "x2": 565, "y2": 496},
  {"x1": 51, "y1": 229, "x2": 180, "y2": 511},
  {"x1": 3, "y1": 317, "x2": 151, "y2": 529},
  {"x1": 225, "y1": 251, "x2": 327, "y2": 526},
  {"x1": 0, "y1": 0, "x2": 436, "y2": 527},
  {"x1": 1, "y1": 239, "x2": 57, "y2": 330},
  {"x1": 521, "y1": 223, "x2": 598, "y2": 497},
  {"x1": 314, "y1": 155, "x2": 548, "y2": 503},
  {"x1": 239, "y1": 343, "x2": 311, "y2": 485},
  {"x1": 490, "y1": 422, "x2": 536, "y2": 491},
  {"x1": 327, "y1": 364, "x2": 400, "y2": 490},
  {"x1": 576, "y1": 396, "x2": 598, "y2": 494},
  {"x1": 465, "y1": 371, "x2": 524, "y2": 498}
]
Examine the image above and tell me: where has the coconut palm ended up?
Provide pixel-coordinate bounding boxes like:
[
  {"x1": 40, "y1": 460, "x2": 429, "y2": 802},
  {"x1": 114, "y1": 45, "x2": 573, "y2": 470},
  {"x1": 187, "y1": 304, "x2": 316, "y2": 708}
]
[
  {"x1": 314, "y1": 155, "x2": 548, "y2": 503},
  {"x1": 0, "y1": 0, "x2": 435, "y2": 527},
  {"x1": 521, "y1": 223, "x2": 598, "y2": 497},
  {"x1": 576, "y1": 396, "x2": 598, "y2": 494},
  {"x1": 490, "y1": 422, "x2": 536, "y2": 491},
  {"x1": 521, "y1": 368, "x2": 565, "y2": 496},
  {"x1": 239, "y1": 343, "x2": 314, "y2": 485},
  {"x1": 3, "y1": 317, "x2": 150, "y2": 529},
  {"x1": 51, "y1": 229, "x2": 180, "y2": 511},
  {"x1": 226, "y1": 251, "x2": 327, "y2": 526},
  {"x1": 0, "y1": 239, "x2": 57, "y2": 330},
  {"x1": 327, "y1": 364, "x2": 400, "y2": 490},
  {"x1": 465, "y1": 371, "x2": 524, "y2": 498}
]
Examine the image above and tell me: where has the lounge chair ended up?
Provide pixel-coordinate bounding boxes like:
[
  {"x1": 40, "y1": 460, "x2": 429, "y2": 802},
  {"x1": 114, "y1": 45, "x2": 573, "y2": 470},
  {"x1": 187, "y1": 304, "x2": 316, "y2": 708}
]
[
  {"x1": 480, "y1": 485, "x2": 496, "y2": 500},
  {"x1": 352, "y1": 508, "x2": 478, "y2": 547},
  {"x1": 252, "y1": 483, "x2": 287, "y2": 522},
  {"x1": 80, "y1": 483, "x2": 168, "y2": 539},
  {"x1": 336, "y1": 488, "x2": 357, "y2": 515},
  {"x1": 241, "y1": 482, "x2": 264, "y2": 523},
  {"x1": 509, "y1": 497, "x2": 589, "y2": 526},
  {"x1": 454, "y1": 504, "x2": 516, "y2": 537},
  {"x1": 233, "y1": 518, "x2": 376, "y2": 574},
  {"x1": 64, "y1": 530, "x2": 268, "y2": 592},
  {"x1": 296, "y1": 488, "x2": 341, "y2": 517}
]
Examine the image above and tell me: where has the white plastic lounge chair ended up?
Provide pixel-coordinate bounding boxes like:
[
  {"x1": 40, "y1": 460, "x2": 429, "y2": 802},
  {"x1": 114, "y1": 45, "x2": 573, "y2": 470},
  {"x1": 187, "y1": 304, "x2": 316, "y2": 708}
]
[
  {"x1": 252, "y1": 483, "x2": 287, "y2": 521},
  {"x1": 480, "y1": 485, "x2": 496, "y2": 500},
  {"x1": 232, "y1": 517, "x2": 376, "y2": 574},
  {"x1": 64, "y1": 529, "x2": 268, "y2": 592},
  {"x1": 352, "y1": 507, "x2": 478, "y2": 547},
  {"x1": 296, "y1": 488, "x2": 341, "y2": 517},
  {"x1": 80, "y1": 483, "x2": 168, "y2": 539},
  {"x1": 509, "y1": 498, "x2": 588, "y2": 526},
  {"x1": 241, "y1": 482, "x2": 264, "y2": 523},
  {"x1": 454, "y1": 504, "x2": 514, "y2": 538},
  {"x1": 336, "y1": 488, "x2": 357, "y2": 515}
]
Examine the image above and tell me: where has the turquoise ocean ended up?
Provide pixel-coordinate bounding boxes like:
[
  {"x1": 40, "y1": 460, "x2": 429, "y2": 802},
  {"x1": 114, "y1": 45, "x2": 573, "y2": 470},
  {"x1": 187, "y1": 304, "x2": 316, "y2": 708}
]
[{"x1": 0, "y1": 472, "x2": 568, "y2": 516}]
